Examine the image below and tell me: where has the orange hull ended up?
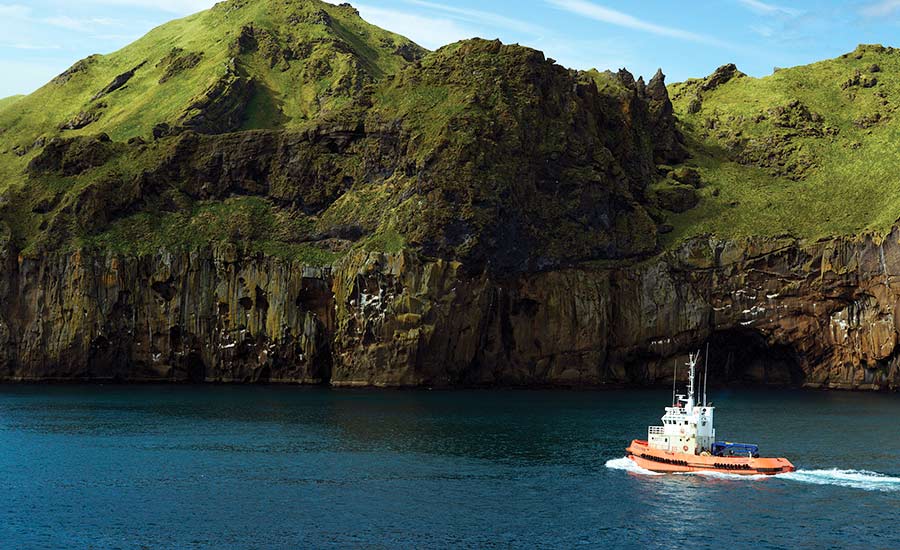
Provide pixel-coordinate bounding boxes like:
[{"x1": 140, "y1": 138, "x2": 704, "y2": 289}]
[{"x1": 626, "y1": 439, "x2": 795, "y2": 475}]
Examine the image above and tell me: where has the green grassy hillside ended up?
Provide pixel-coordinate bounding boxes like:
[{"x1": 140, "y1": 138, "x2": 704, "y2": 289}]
[
  {"x1": 0, "y1": 0, "x2": 422, "y2": 191},
  {"x1": 0, "y1": 96, "x2": 23, "y2": 112},
  {"x1": 5, "y1": 1, "x2": 899, "y2": 271},
  {"x1": 0, "y1": 26, "x2": 668, "y2": 273},
  {"x1": 666, "y1": 44, "x2": 900, "y2": 244}
]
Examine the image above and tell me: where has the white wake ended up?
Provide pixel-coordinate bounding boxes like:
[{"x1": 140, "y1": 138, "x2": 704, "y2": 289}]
[
  {"x1": 604, "y1": 457, "x2": 662, "y2": 476},
  {"x1": 605, "y1": 457, "x2": 769, "y2": 481},
  {"x1": 606, "y1": 457, "x2": 900, "y2": 491},
  {"x1": 778, "y1": 469, "x2": 900, "y2": 492}
]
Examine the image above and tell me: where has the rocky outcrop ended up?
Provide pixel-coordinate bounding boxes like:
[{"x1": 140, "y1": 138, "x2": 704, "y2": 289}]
[
  {"x1": 841, "y1": 69, "x2": 878, "y2": 90},
  {"x1": 138, "y1": 125, "x2": 392, "y2": 210},
  {"x1": 60, "y1": 102, "x2": 107, "y2": 131},
  {"x1": 27, "y1": 134, "x2": 120, "y2": 177},
  {"x1": 701, "y1": 63, "x2": 745, "y2": 91},
  {"x1": 654, "y1": 185, "x2": 699, "y2": 213},
  {"x1": 178, "y1": 63, "x2": 255, "y2": 134},
  {"x1": 158, "y1": 49, "x2": 203, "y2": 84},
  {"x1": 92, "y1": 62, "x2": 146, "y2": 101},
  {"x1": 52, "y1": 55, "x2": 100, "y2": 86},
  {"x1": 687, "y1": 97, "x2": 838, "y2": 181},
  {"x1": 2, "y1": 227, "x2": 899, "y2": 390}
]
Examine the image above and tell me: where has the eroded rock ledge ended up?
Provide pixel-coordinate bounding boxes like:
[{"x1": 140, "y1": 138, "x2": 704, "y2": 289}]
[{"x1": 1, "y1": 226, "x2": 898, "y2": 390}]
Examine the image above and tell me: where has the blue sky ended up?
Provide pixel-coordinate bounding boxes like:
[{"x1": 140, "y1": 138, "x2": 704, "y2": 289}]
[{"x1": 2, "y1": 0, "x2": 900, "y2": 97}]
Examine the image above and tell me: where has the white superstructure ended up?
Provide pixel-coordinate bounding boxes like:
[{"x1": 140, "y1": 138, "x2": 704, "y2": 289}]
[{"x1": 647, "y1": 352, "x2": 715, "y2": 455}]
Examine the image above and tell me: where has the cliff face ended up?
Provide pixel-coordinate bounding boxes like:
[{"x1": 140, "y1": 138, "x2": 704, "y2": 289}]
[
  {"x1": 2, "y1": 227, "x2": 898, "y2": 389},
  {"x1": 2, "y1": 1, "x2": 899, "y2": 389}
]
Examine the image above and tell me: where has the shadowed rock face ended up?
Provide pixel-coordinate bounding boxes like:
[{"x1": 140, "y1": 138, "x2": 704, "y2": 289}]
[
  {"x1": 0, "y1": 244, "x2": 334, "y2": 383},
  {"x1": 1, "y1": 228, "x2": 898, "y2": 390}
]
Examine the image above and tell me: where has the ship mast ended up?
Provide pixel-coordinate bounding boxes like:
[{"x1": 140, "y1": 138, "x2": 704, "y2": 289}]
[{"x1": 686, "y1": 352, "x2": 697, "y2": 413}]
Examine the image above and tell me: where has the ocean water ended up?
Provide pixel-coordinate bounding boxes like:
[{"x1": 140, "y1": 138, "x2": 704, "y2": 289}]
[{"x1": 0, "y1": 386, "x2": 898, "y2": 549}]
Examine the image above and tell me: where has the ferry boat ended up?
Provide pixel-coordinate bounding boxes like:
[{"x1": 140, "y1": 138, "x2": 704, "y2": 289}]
[{"x1": 626, "y1": 351, "x2": 795, "y2": 476}]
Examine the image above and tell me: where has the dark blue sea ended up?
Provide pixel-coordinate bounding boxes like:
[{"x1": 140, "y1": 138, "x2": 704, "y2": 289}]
[{"x1": 1, "y1": 386, "x2": 898, "y2": 549}]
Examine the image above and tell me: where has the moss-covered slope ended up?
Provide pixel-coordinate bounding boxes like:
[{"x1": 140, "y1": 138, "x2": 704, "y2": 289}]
[
  {"x1": 0, "y1": 96, "x2": 23, "y2": 112},
  {"x1": 0, "y1": 0, "x2": 422, "y2": 188},
  {"x1": 0, "y1": 0, "x2": 422, "y2": 261},
  {"x1": 667, "y1": 44, "x2": 900, "y2": 244},
  {"x1": 0, "y1": 0, "x2": 679, "y2": 275},
  {"x1": 7, "y1": 2, "x2": 900, "y2": 273}
]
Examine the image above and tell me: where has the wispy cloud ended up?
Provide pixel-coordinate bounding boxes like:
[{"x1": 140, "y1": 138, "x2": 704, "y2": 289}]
[
  {"x1": 861, "y1": 0, "x2": 900, "y2": 17},
  {"x1": 535, "y1": 35, "x2": 633, "y2": 72},
  {"x1": 0, "y1": 4, "x2": 30, "y2": 18},
  {"x1": 402, "y1": 0, "x2": 542, "y2": 35},
  {"x1": 749, "y1": 24, "x2": 776, "y2": 38},
  {"x1": 546, "y1": 0, "x2": 727, "y2": 46},
  {"x1": 737, "y1": 0, "x2": 801, "y2": 17},
  {"x1": 6, "y1": 42, "x2": 62, "y2": 50},
  {"x1": 0, "y1": 4, "x2": 38, "y2": 48},
  {"x1": 352, "y1": 3, "x2": 476, "y2": 50},
  {"x1": 43, "y1": 16, "x2": 122, "y2": 33},
  {"x1": 327, "y1": 0, "x2": 539, "y2": 49},
  {"x1": 73, "y1": 0, "x2": 217, "y2": 15}
]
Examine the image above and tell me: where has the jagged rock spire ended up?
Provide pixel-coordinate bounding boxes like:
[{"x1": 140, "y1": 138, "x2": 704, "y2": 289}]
[
  {"x1": 617, "y1": 68, "x2": 636, "y2": 89},
  {"x1": 647, "y1": 69, "x2": 669, "y2": 101},
  {"x1": 644, "y1": 68, "x2": 688, "y2": 164}
]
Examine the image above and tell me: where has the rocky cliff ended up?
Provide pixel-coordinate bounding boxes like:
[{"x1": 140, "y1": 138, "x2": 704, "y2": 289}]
[
  {"x1": 1, "y1": 1, "x2": 899, "y2": 390},
  {"x1": 2, "y1": 225, "x2": 899, "y2": 389}
]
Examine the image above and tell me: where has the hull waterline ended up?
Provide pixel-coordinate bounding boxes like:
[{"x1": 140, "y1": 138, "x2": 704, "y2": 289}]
[{"x1": 626, "y1": 439, "x2": 795, "y2": 475}]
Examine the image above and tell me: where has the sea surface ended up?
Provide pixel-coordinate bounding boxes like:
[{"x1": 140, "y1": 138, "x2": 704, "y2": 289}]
[{"x1": 1, "y1": 385, "x2": 898, "y2": 549}]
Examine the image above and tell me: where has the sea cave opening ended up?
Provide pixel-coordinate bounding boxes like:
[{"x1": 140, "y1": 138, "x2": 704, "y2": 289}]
[
  {"x1": 184, "y1": 352, "x2": 206, "y2": 383},
  {"x1": 703, "y1": 328, "x2": 804, "y2": 387}
]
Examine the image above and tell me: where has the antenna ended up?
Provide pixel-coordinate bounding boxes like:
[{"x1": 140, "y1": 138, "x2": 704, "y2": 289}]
[
  {"x1": 703, "y1": 342, "x2": 710, "y2": 407},
  {"x1": 672, "y1": 358, "x2": 677, "y2": 406},
  {"x1": 687, "y1": 352, "x2": 697, "y2": 410}
]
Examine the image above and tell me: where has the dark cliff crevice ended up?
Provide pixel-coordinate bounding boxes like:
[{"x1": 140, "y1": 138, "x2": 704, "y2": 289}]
[{"x1": 705, "y1": 329, "x2": 804, "y2": 386}]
